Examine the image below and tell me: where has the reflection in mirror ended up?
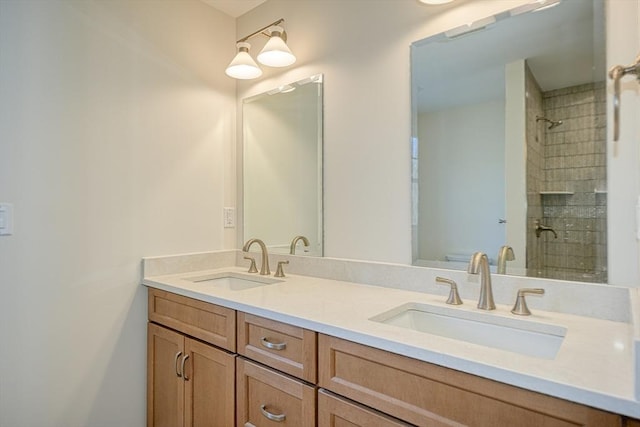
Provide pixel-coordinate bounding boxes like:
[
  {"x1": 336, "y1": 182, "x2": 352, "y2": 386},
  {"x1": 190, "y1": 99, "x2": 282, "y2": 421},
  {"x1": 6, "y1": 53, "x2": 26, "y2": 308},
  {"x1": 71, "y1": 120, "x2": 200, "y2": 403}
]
[
  {"x1": 243, "y1": 74, "x2": 323, "y2": 256},
  {"x1": 411, "y1": 1, "x2": 606, "y2": 283}
]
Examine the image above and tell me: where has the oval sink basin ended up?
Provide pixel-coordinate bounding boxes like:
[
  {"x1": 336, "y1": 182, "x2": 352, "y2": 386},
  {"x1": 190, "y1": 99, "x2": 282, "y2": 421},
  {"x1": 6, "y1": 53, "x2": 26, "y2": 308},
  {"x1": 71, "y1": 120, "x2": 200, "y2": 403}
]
[
  {"x1": 370, "y1": 302, "x2": 566, "y2": 359},
  {"x1": 186, "y1": 272, "x2": 283, "y2": 291}
]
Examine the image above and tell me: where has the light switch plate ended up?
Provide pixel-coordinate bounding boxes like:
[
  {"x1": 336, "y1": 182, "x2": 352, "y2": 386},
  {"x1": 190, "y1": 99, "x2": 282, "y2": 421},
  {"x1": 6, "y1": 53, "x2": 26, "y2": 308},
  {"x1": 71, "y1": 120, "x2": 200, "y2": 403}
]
[{"x1": 0, "y1": 203, "x2": 14, "y2": 236}]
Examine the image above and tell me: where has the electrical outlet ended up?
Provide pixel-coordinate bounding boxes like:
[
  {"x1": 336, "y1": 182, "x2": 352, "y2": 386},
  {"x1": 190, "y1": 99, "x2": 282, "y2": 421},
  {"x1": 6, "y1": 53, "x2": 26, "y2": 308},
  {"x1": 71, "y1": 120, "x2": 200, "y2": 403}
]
[{"x1": 223, "y1": 207, "x2": 235, "y2": 228}]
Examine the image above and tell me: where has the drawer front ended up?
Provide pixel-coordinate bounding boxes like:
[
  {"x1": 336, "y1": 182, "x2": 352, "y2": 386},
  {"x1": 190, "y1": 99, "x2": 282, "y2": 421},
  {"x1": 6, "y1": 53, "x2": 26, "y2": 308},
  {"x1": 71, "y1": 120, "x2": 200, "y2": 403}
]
[
  {"x1": 148, "y1": 288, "x2": 236, "y2": 351},
  {"x1": 237, "y1": 312, "x2": 317, "y2": 382},
  {"x1": 318, "y1": 389, "x2": 412, "y2": 427},
  {"x1": 236, "y1": 357, "x2": 316, "y2": 427},
  {"x1": 318, "y1": 334, "x2": 620, "y2": 427}
]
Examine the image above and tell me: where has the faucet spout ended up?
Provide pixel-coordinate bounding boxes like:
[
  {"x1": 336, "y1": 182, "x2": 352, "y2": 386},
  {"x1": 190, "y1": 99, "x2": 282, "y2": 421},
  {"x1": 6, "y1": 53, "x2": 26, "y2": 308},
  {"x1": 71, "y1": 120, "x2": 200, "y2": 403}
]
[
  {"x1": 467, "y1": 252, "x2": 496, "y2": 310},
  {"x1": 242, "y1": 238, "x2": 271, "y2": 275},
  {"x1": 496, "y1": 245, "x2": 515, "y2": 275},
  {"x1": 290, "y1": 235, "x2": 310, "y2": 255}
]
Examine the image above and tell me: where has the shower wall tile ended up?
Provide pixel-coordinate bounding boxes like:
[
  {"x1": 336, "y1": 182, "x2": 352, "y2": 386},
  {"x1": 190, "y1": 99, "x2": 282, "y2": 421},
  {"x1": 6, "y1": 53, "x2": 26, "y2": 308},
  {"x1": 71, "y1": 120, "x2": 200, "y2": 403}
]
[{"x1": 537, "y1": 82, "x2": 607, "y2": 283}]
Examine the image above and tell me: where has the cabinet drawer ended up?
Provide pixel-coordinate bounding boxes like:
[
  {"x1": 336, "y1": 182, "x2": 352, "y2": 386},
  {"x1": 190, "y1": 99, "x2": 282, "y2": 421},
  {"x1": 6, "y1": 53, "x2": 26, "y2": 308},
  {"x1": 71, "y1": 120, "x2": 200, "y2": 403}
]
[
  {"x1": 148, "y1": 288, "x2": 236, "y2": 351},
  {"x1": 236, "y1": 357, "x2": 316, "y2": 427},
  {"x1": 318, "y1": 334, "x2": 620, "y2": 427},
  {"x1": 237, "y1": 312, "x2": 317, "y2": 382},
  {"x1": 318, "y1": 389, "x2": 412, "y2": 427}
]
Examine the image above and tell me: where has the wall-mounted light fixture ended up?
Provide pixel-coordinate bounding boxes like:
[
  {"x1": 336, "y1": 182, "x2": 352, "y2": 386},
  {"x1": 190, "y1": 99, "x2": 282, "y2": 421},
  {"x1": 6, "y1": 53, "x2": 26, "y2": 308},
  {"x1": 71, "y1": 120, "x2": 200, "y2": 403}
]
[{"x1": 225, "y1": 18, "x2": 296, "y2": 80}]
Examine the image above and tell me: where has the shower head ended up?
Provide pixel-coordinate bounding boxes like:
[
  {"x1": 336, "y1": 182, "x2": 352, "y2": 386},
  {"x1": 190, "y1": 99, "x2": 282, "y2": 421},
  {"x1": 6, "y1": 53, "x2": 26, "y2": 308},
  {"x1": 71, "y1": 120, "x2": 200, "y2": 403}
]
[{"x1": 536, "y1": 116, "x2": 563, "y2": 130}]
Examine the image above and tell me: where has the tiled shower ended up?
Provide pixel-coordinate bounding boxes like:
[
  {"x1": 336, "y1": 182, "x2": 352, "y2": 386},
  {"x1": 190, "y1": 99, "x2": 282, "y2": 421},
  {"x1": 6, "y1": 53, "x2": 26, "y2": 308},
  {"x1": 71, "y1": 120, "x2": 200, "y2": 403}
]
[{"x1": 526, "y1": 65, "x2": 607, "y2": 283}]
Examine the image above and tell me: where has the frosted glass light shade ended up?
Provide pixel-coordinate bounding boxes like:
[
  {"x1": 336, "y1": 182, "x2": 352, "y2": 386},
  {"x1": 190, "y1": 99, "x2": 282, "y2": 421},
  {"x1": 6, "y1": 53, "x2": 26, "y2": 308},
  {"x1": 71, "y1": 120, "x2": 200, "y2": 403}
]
[
  {"x1": 225, "y1": 42, "x2": 262, "y2": 79},
  {"x1": 257, "y1": 26, "x2": 296, "y2": 67}
]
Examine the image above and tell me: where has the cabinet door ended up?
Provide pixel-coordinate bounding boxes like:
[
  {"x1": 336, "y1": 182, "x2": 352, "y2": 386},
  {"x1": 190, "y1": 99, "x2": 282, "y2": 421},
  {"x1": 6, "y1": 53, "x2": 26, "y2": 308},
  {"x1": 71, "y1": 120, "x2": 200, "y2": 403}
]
[
  {"x1": 318, "y1": 389, "x2": 411, "y2": 427},
  {"x1": 237, "y1": 357, "x2": 316, "y2": 427},
  {"x1": 147, "y1": 323, "x2": 184, "y2": 427},
  {"x1": 184, "y1": 338, "x2": 236, "y2": 427}
]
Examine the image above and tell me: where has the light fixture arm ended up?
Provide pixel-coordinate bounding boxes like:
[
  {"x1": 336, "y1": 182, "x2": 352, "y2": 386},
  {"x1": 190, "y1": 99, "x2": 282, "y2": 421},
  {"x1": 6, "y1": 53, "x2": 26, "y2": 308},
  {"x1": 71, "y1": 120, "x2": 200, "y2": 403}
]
[{"x1": 237, "y1": 18, "x2": 286, "y2": 43}]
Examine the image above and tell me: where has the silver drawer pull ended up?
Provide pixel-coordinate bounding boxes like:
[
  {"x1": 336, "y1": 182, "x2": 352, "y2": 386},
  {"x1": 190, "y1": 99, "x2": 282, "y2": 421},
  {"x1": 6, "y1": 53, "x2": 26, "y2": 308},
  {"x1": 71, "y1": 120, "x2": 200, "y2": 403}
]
[
  {"x1": 261, "y1": 336, "x2": 287, "y2": 351},
  {"x1": 174, "y1": 351, "x2": 183, "y2": 378},
  {"x1": 260, "y1": 404, "x2": 286, "y2": 422}
]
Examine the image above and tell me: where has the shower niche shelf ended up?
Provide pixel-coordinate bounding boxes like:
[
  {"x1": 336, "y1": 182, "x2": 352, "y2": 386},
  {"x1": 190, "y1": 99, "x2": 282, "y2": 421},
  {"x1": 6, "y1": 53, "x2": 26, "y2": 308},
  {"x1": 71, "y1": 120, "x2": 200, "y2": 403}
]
[{"x1": 539, "y1": 191, "x2": 574, "y2": 195}]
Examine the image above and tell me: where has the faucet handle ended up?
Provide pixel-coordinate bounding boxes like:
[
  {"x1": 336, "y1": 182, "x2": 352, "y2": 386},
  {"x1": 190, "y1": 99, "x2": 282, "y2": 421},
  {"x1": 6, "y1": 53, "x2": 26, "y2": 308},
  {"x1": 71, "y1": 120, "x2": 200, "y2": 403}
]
[
  {"x1": 275, "y1": 260, "x2": 289, "y2": 278},
  {"x1": 244, "y1": 256, "x2": 258, "y2": 274},
  {"x1": 435, "y1": 277, "x2": 463, "y2": 305},
  {"x1": 511, "y1": 288, "x2": 545, "y2": 316}
]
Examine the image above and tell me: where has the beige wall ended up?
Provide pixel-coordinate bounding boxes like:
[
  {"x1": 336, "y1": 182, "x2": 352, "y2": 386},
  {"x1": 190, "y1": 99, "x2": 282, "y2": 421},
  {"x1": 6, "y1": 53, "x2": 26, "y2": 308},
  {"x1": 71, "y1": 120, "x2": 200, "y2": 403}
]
[{"x1": 0, "y1": 1, "x2": 235, "y2": 425}]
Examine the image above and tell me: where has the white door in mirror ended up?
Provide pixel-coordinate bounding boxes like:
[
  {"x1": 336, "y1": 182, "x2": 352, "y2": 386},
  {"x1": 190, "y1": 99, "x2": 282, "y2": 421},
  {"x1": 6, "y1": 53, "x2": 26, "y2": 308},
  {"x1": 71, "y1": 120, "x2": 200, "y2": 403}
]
[{"x1": 0, "y1": 203, "x2": 13, "y2": 236}]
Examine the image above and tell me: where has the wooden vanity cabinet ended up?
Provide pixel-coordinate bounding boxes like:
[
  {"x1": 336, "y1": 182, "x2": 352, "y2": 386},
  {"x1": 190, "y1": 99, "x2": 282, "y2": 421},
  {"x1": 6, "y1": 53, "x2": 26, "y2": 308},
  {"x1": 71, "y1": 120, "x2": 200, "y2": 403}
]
[
  {"x1": 147, "y1": 289, "x2": 237, "y2": 427},
  {"x1": 318, "y1": 334, "x2": 622, "y2": 427},
  {"x1": 147, "y1": 288, "x2": 631, "y2": 427}
]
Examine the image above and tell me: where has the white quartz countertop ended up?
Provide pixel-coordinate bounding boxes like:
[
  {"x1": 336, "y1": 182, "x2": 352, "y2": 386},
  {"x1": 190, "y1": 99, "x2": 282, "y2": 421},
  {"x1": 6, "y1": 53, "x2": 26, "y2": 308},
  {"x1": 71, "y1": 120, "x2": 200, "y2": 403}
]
[{"x1": 143, "y1": 266, "x2": 640, "y2": 418}]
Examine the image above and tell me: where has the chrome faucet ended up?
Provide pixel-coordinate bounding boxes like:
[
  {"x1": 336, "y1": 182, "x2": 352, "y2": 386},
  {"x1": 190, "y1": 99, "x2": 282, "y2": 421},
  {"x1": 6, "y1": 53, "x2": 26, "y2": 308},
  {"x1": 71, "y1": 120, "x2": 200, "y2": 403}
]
[
  {"x1": 289, "y1": 235, "x2": 310, "y2": 255},
  {"x1": 496, "y1": 245, "x2": 515, "y2": 274},
  {"x1": 467, "y1": 252, "x2": 496, "y2": 310},
  {"x1": 242, "y1": 238, "x2": 270, "y2": 275}
]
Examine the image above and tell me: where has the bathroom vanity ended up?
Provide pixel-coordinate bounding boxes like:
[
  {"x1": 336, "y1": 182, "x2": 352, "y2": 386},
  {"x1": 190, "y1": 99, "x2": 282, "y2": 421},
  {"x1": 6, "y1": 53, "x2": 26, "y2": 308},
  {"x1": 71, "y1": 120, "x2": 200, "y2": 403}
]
[{"x1": 143, "y1": 250, "x2": 640, "y2": 426}]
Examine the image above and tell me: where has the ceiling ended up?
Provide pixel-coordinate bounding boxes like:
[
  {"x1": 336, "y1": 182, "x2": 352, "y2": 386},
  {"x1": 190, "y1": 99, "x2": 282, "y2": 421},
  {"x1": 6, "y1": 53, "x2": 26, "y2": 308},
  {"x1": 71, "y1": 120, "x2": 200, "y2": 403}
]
[{"x1": 201, "y1": 0, "x2": 267, "y2": 17}]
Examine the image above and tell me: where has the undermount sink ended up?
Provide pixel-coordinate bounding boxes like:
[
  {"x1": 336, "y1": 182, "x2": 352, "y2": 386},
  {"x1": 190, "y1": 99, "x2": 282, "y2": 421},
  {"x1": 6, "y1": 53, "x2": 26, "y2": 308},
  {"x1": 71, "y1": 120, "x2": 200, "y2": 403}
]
[
  {"x1": 185, "y1": 272, "x2": 283, "y2": 291},
  {"x1": 370, "y1": 302, "x2": 566, "y2": 359}
]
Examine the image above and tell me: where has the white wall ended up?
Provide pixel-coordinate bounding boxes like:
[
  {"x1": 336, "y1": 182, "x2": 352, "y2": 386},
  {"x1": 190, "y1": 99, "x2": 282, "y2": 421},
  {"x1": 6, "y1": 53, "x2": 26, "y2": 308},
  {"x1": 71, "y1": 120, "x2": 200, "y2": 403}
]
[
  {"x1": 0, "y1": 1, "x2": 236, "y2": 426},
  {"x1": 417, "y1": 100, "x2": 505, "y2": 262}
]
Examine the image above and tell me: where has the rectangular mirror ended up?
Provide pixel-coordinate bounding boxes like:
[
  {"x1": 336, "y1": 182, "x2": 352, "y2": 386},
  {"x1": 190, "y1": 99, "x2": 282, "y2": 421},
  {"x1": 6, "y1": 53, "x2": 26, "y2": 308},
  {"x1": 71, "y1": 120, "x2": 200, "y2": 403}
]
[
  {"x1": 243, "y1": 74, "x2": 324, "y2": 256},
  {"x1": 411, "y1": 0, "x2": 606, "y2": 283}
]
